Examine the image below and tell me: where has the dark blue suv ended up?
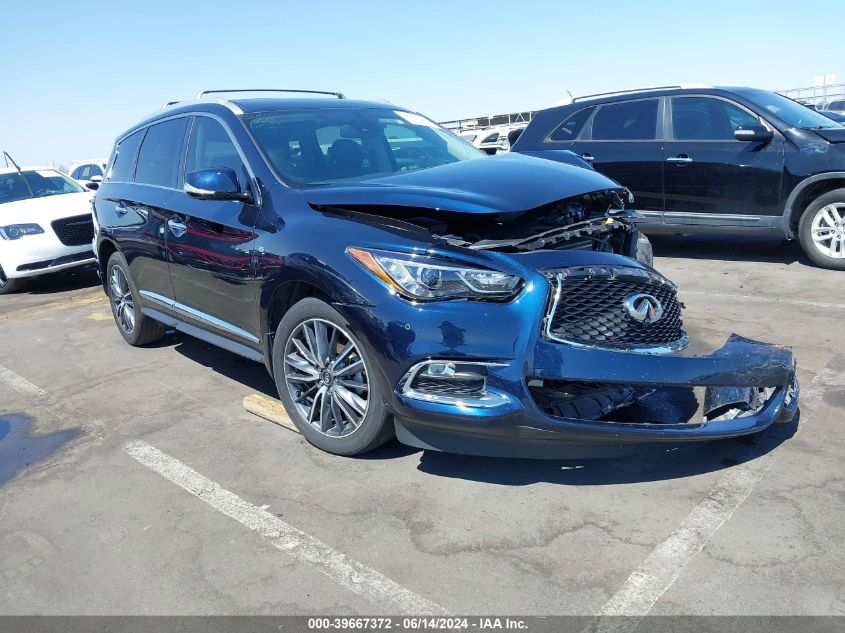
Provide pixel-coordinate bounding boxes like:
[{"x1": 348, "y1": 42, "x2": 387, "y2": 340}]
[{"x1": 93, "y1": 89, "x2": 798, "y2": 458}]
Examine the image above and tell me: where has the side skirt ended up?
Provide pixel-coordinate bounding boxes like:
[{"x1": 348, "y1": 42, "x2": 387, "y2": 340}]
[{"x1": 141, "y1": 306, "x2": 265, "y2": 363}]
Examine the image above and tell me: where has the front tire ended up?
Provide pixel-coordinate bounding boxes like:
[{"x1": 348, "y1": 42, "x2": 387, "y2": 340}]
[
  {"x1": 106, "y1": 251, "x2": 166, "y2": 346},
  {"x1": 0, "y1": 266, "x2": 24, "y2": 295},
  {"x1": 272, "y1": 297, "x2": 393, "y2": 456},
  {"x1": 798, "y1": 189, "x2": 845, "y2": 270}
]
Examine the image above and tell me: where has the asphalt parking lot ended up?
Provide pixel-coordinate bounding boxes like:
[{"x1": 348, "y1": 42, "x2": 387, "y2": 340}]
[{"x1": 1, "y1": 234, "x2": 844, "y2": 618}]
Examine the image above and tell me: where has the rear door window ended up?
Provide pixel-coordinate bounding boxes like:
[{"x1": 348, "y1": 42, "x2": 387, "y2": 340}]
[
  {"x1": 134, "y1": 118, "x2": 189, "y2": 188},
  {"x1": 548, "y1": 106, "x2": 595, "y2": 141},
  {"x1": 107, "y1": 130, "x2": 144, "y2": 183},
  {"x1": 671, "y1": 97, "x2": 759, "y2": 140},
  {"x1": 591, "y1": 100, "x2": 658, "y2": 140}
]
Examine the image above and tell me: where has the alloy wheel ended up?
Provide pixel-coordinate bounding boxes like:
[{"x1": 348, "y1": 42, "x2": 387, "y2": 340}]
[
  {"x1": 810, "y1": 202, "x2": 845, "y2": 259},
  {"x1": 0, "y1": 267, "x2": 7, "y2": 288},
  {"x1": 109, "y1": 265, "x2": 136, "y2": 334},
  {"x1": 283, "y1": 318, "x2": 370, "y2": 437}
]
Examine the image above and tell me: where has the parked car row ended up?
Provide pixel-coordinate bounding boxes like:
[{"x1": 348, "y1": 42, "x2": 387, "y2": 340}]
[
  {"x1": 87, "y1": 88, "x2": 798, "y2": 460},
  {"x1": 67, "y1": 158, "x2": 107, "y2": 189},
  {"x1": 459, "y1": 123, "x2": 527, "y2": 154}
]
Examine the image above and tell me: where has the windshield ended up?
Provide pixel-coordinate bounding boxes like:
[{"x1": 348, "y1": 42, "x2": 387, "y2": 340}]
[
  {"x1": 0, "y1": 169, "x2": 85, "y2": 205},
  {"x1": 736, "y1": 89, "x2": 840, "y2": 130},
  {"x1": 243, "y1": 108, "x2": 483, "y2": 186}
]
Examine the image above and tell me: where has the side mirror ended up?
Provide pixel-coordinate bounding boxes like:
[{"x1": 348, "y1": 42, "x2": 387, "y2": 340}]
[
  {"x1": 85, "y1": 181, "x2": 100, "y2": 191},
  {"x1": 185, "y1": 167, "x2": 252, "y2": 203},
  {"x1": 90, "y1": 175, "x2": 103, "y2": 183},
  {"x1": 735, "y1": 124, "x2": 773, "y2": 143}
]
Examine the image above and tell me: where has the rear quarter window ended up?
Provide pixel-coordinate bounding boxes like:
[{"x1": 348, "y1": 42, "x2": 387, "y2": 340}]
[
  {"x1": 107, "y1": 130, "x2": 144, "y2": 183},
  {"x1": 548, "y1": 106, "x2": 595, "y2": 142}
]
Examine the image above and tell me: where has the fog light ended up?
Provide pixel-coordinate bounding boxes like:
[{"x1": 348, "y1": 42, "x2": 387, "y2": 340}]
[
  {"x1": 424, "y1": 362, "x2": 455, "y2": 376},
  {"x1": 399, "y1": 360, "x2": 510, "y2": 408}
]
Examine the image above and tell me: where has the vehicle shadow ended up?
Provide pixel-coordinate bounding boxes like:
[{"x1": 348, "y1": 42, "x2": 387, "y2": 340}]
[
  {"x1": 413, "y1": 413, "x2": 799, "y2": 486},
  {"x1": 169, "y1": 333, "x2": 278, "y2": 396},
  {"x1": 648, "y1": 234, "x2": 811, "y2": 266},
  {"x1": 163, "y1": 331, "x2": 799, "y2": 486},
  {"x1": 17, "y1": 266, "x2": 101, "y2": 295}
]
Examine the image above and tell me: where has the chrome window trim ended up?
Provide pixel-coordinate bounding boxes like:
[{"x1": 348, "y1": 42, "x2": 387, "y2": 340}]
[
  {"x1": 107, "y1": 112, "x2": 262, "y2": 206},
  {"x1": 139, "y1": 290, "x2": 259, "y2": 344}
]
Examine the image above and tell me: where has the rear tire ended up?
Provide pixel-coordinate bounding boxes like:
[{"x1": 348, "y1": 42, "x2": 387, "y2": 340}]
[
  {"x1": 272, "y1": 297, "x2": 394, "y2": 456},
  {"x1": 0, "y1": 266, "x2": 24, "y2": 295},
  {"x1": 798, "y1": 189, "x2": 845, "y2": 270},
  {"x1": 106, "y1": 251, "x2": 166, "y2": 346}
]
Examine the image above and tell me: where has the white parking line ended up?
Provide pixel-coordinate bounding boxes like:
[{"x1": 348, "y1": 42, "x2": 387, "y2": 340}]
[
  {"x1": 584, "y1": 453, "x2": 775, "y2": 633},
  {"x1": 0, "y1": 364, "x2": 50, "y2": 399},
  {"x1": 681, "y1": 290, "x2": 845, "y2": 311},
  {"x1": 123, "y1": 440, "x2": 447, "y2": 615}
]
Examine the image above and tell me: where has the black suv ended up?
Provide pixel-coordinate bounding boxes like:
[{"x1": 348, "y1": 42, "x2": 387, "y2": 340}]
[{"x1": 512, "y1": 86, "x2": 845, "y2": 269}]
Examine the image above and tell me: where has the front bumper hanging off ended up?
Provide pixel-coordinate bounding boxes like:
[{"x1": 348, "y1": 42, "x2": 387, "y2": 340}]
[{"x1": 392, "y1": 334, "x2": 799, "y2": 459}]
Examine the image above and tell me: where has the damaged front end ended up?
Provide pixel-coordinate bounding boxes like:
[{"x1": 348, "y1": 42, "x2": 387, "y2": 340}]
[
  {"x1": 302, "y1": 155, "x2": 797, "y2": 457},
  {"x1": 310, "y1": 186, "x2": 647, "y2": 263}
]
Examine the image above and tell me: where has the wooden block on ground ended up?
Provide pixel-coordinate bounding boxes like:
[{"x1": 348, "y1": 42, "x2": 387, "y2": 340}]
[{"x1": 243, "y1": 394, "x2": 300, "y2": 434}]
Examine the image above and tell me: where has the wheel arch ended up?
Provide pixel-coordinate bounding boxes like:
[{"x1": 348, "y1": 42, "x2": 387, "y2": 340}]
[
  {"x1": 261, "y1": 269, "x2": 368, "y2": 375},
  {"x1": 97, "y1": 237, "x2": 120, "y2": 294},
  {"x1": 783, "y1": 173, "x2": 845, "y2": 238}
]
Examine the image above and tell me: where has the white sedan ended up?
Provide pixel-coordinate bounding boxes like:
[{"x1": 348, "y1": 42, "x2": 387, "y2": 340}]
[{"x1": 0, "y1": 166, "x2": 97, "y2": 294}]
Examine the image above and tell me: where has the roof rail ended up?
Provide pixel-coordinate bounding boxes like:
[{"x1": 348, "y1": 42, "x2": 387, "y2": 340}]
[
  {"x1": 572, "y1": 85, "x2": 708, "y2": 103},
  {"x1": 195, "y1": 88, "x2": 346, "y2": 100}
]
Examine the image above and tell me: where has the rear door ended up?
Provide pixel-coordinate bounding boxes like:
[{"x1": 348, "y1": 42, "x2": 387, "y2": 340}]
[
  {"x1": 663, "y1": 95, "x2": 784, "y2": 224},
  {"x1": 166, "y1": 115, "x2": 261, "y2": 347},
  {"x1": 569, "y1": 98, "x2": 664, "y2": 219},
  {"x1": 105, "y1": 121, "x2": 187, "y2": 303}
]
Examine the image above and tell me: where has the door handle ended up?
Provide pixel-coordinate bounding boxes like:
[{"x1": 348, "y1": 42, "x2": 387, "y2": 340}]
[
  {"x1": 666, "y1": 155, "x2": 693, "y2": 164},
  {"x1": 167, "y1": 217, "x2": 188, "y2": 237},
  {"x1": 114, "y1": 201, "x2": 128, "y2": 216},
  {"x1": 581, "y1": 153, "x2": 595, "y2": 162}
]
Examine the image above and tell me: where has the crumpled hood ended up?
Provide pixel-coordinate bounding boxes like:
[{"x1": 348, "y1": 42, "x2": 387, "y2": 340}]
[
  {"x1": 304, "y1": 152, "x2": 622, "y2": 214},
  {"x1": 0, "y1": 192, "x2": 93, "y2": 225}
]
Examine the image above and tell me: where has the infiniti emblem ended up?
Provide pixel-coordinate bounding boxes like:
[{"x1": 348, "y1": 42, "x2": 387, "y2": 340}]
[{"x1": 624, "y1": 293, "x2": 664, "y2": 323}]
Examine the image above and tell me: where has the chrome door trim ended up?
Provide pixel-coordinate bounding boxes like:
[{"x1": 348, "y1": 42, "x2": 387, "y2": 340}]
[{"x1": 139, "y1": 290, "x2": 260, "y2": 344}]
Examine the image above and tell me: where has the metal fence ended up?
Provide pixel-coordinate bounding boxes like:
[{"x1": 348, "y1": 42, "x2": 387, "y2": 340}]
[
  {"x1": 776, "y1": 83, "x2": 845, "y2": 109},
  {"x1": 439, "y1": 111, "x2": 534, "y2": 131}
]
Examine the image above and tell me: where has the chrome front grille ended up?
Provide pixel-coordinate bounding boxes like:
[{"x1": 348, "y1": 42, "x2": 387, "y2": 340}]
[{"x1": 543, "y1": 265, "x2": 685, "y2": 350}]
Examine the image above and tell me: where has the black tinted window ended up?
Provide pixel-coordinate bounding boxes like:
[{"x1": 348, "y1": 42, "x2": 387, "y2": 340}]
[
  {"x1": 549, "y1": 106, "x2": 594, "y2": 141},
  {"x1": 134, "y1": 118, "x2": 188, "y2": 187},
  {"x1": 186, "y1": 117, "x2": 245, "y2": 180},
  {"x1": 672, "y1": 97, "x2": 759, "y2": 140},
  {"x1": 591, "y1": 100, "x2": 658, "y2": 140},
  {"x1": 108, "y1": 131, "x2": 144, "y2": 183}
]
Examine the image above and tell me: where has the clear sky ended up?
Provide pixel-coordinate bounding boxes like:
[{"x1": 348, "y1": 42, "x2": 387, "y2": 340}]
[{"x1": 1, "y1": 0, "x2": 842, "y2": 167}]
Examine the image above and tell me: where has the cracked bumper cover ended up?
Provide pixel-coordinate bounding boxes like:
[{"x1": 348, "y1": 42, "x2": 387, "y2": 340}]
[{"x1": 391, "y1": 334, "x2": 799, "y2": 459}]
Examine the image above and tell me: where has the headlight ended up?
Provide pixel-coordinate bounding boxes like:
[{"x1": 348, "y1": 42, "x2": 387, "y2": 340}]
[
  {"x1": 348, "y1": 247, "x2": 521, "y2": 300},
  {"x1": 0, "y1": 224, "x2": 44, "y2": 240}
]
